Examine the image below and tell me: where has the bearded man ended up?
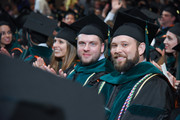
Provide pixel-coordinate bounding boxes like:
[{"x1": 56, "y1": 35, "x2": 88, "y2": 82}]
[{"x1": 100, "y1": 11, "x2": 175, "y2": 120}]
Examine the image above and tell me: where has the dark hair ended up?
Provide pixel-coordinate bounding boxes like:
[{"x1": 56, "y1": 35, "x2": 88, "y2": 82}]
[
  {"x1": 30, "y1": 30, "x2": 48, "y2": 44},
  {"x1": 0, "y1": 21, "x2": 14, "y2": 34},
  {"x1": 0, "y1": 21, "x2": 10, "y2": 26}
]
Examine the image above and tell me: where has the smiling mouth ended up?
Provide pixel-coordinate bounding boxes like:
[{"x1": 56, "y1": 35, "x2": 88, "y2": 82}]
[
  {"x1": 164, "y1": 45, "x2": 169, "y2": 49},
  {"x1": 54, "y1": 49, "x2": 61, "y2": 52},
  {"x1": 117, "y1": 56, "x2": 125, "y2": 60},
  {"x1": 4, "y1": 39, "x2": 11, "y2": 42},
  {"x1": 83, "y1": 54, "x2": 91, "y2": 57},
  {"x1": 114, "y1": 56, "x2": 126, "y2": 62}
]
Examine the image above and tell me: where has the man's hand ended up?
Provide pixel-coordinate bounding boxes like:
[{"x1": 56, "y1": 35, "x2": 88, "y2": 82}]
[{"x1": 111, "y1": 0, "x2": 123, "y2": 13}]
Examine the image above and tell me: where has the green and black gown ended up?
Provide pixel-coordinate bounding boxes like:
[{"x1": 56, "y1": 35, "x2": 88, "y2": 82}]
[
  {"x1": 67, "y1": 58, "x2": 115, "y2": 104},
  {"x1": 5, "y1": 40, "x2": 23, "y2": 58},
  {"x1": 57, "y1": 60, "x2": 78, "y2": 76},
  {"x1": 100, "y1": 61, "x2": 175, "y2": 120},
  {"x1": 24, "y1": 45, "x2": 52, "y2": 65}
]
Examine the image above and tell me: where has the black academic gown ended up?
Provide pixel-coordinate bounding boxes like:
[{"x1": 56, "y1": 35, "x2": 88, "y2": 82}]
[
  {"x1": 121, "y1": 75, "x2": 175, "y2": 120},
  {"x1": 5, "y1": 40, "x2": 23, "y2": 58},
  {"x1": 100, "y1": 62, "x2": 175, "y2": 120},
  {"x1": 24, "y1": 45, "x2": 52, "y2": 65}
]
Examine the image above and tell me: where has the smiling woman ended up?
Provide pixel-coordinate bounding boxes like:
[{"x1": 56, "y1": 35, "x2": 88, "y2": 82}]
[
  {"x1": 163, "y1": 23, "x2": 180, "y2": 76},
  {"x1": 0, "y1": 25, "x2": 12, "y2": 47},
  {"x1": 0, "y1": 21, "x2": 23, "y2": 58},
  {"x1": 50, "y1": 31, "x2": 77, "y2": 73},
  {"x1": 53, "y1": 38, "x2": 67, "y2": 58},
  {"x1": 33, "y1": 25, "x2": 78, "y2": 75}
]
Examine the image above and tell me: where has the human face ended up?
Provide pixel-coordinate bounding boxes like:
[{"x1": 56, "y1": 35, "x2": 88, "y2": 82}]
[
  {"x1": 160, "y1": 11, "x2": 175, "y2": 27},
  {"x1": 111, "y1": 35, "x2": 140, "y2": 72},
  {"x1": 64, "y1": 14, "x2": 75, "y2": 25},
  {"x1": 164, "y1": 31, "x2": 178, "y2": 53},
  {"x1": 53, "y1": 38, "x2": 67, "y2": 59},
  {"x1": 0, "y1": 25, "x2": 12, "y2": 47},
  {"x1": 77, "y1": 34, "x2": 104, "y2": 65}
]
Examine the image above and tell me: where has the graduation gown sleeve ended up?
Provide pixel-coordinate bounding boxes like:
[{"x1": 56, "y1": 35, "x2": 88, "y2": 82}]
[{"x1": 121, "y1": 75, "x2": 175, "y2": 120}]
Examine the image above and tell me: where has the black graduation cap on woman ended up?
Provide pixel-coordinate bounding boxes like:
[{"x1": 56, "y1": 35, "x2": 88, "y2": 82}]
[
  {"x1": 112, "y1": 10, "x2": 159, "y2": 61},
  {"x1": 55, "y1": 22, "x2": 77, "y2": 47},
  {"x1": 23, "y1": 12, "x2": 58, "y2": 44},
  {"x1": 0, "y1": 54, "x2": 105, "y2": 120}
]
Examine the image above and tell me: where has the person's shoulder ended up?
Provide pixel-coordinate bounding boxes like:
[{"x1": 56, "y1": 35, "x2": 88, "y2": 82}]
[{"x1": 146, "y1": 73, "x2": 174, "y2": 91}]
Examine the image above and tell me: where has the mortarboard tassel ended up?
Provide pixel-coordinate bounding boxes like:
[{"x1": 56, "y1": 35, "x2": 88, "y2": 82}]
[
  {"x1": 108, "y1": 26, "x2": 111, "y2": 57},
  {"x1": 145, "y1": 22, "x2": 150, "y2": 61}
]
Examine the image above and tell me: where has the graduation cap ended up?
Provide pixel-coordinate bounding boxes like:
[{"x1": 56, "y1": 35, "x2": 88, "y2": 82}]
[
  {"x1": 23, "y1": 12, "x2": 58, "y2": 43},
  {"x1": 0, "y1": 54, "x2": 105, "y2": 120},
  {"x1": 113, "y1": 11, "x2": 159, "y2": 44},
  {"x1": 140, "y1": 8, "x2": 160, "y2": 22},
  {"x1": 55, "y1": 22, "x2": 77, "y2": 46},
  {"x1": 124, "y1": 8, "x2": 153, "y2": 22},
  {"x1": 24, "y1": 12, "x2": 57, "y2": 37},
  {"x1": 112, "y1": 11, "x2": 159, "y2": 61},
  {"x1": 70, "y1": 14, "x2": 111, "y2": 42},
  {"x1": 168, "y1": 23, "x2": 180, "y2": 36}
]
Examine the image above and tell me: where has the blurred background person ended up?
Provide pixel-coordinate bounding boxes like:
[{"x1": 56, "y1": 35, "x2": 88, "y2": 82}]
[
  {"x1": 0, "y1": 21, "x2": 23, "y2": 58},
  {"x1": 23, "y1": 12, "x2": 57, "y2": 64}
]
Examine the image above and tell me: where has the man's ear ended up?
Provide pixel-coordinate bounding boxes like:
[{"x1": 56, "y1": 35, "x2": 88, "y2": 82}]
[
  {"x1": 62, "y1": 18, "x2": 65, "y2": 23},
  {"x1": 101, "y1": 43, "x2": 105, "y2": 53},
  {"x1": 138, "y1": 42, "x2": 146, "y2": 56},
  {"x1": 172, "y1": 16, "x2": 176, "y2": 22}
]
